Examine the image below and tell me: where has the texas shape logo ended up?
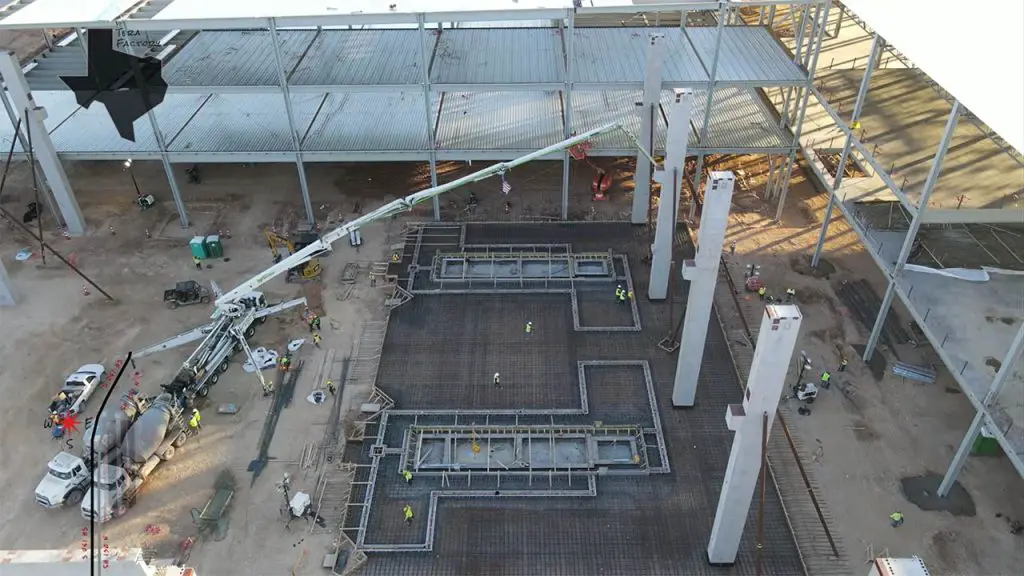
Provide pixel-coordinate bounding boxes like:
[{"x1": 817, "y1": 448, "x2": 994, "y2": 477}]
[{"x1": 61, "y1": 29, "x2": 168, "y2": 142}]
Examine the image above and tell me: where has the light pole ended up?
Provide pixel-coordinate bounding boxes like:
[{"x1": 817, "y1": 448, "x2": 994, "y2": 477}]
[{"x1": 123, "y1": 159, "x2": 142, "y2": 199}]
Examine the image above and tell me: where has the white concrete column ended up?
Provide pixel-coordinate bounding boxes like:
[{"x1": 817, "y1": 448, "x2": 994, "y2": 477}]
[
  {"x1": 649, "y1": 89, "x2": 694, "y2": 300},
  {"x1": 0, "y1": 52, "x2": 85, "y2": 236},
  {"x1": 708, "y1": 304, "x2": 803, "y2": 565},
  {"x1": 631, "y1": 34, "x2": 666, "y2": 225},
  {"x1": 0, "y1": 257, "x2": 14, "y2": 306},
  {"x1": 0, "y1": 86, "x2": 61, "y2": 227},
  {"x1": 673, "y1": 171, "x2": 735, "y2": 407}
]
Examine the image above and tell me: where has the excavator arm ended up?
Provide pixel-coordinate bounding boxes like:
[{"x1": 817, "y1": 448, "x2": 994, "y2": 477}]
[{"x1": 213, "y1": 122, "x2": 657, "y2": 311}]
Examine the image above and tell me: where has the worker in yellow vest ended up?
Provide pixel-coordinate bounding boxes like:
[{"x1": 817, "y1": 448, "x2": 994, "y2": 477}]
[{"x1": 403, "y1": 504, "x2": 414, "y2": 524}]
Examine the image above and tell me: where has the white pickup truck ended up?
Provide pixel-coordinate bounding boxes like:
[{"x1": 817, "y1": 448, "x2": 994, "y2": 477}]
[{"x1": 47, "y1": 364, "x2": 105, "y2": 417}]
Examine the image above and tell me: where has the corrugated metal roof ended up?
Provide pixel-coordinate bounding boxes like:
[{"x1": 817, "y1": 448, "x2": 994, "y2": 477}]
[
  {"x1": 290, "y1": 30, "x2": 428, "y2": 86},
  {"x1": 163, "y1": 30, "x2": 317, "y2": 86},
  {"x1": 436, "y1": 92, "x2": 563, "y2": 150},
  {"x1": 570, "y1": 91, "x2": 669, "y2": 151},
  {"x1": 25, "y1": 45, "x2": 86, "y2": 91},
  {"x1": 168, "y1": 94, "x2": 316, "y2": 152},
  {"x1": 686, "y1": 27, "x2": 805, "y2": 84},
  {"x1": 687, "y1": 86, "x2": 790, "y2": 150},
  {"x1": 431, "y1": 28, "x2": 565, "y2": 85},
  {"x1": 302, "y1": 92, "x2": 437, "y2": 151},
  {"x1": 36, "y1": 91, "x2": 85, "y2": 134},
  {"x1": 49, "y1": 94, "x2": 211, "y2": 153},
  {"x1": 572, "y1": 27, "x2": 707, "y2": 86}
]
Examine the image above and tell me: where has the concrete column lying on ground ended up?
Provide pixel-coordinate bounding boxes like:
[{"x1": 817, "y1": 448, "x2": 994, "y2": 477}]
[
  {"x1": 812, "y1": 33, "x2": 882, "y2": 268},
  {"x1": 673, "y1": 171, "x2": 735, "y2": 407},
  {"x1": 864, "y1": 101, "x2": 961, "y2": 362},
  {"x1": 648, "y1": 89, "x2": 694, "y2": 300},
  {"x1": 268, "y1": 18, "x2": 314, "y2": 225},
  {"x1": 630, "y1": 34, "x2": 666, "y2": 225},
  {"x1": 0, "y1": 52, "x2": 85, "y2": 236},
  {"x1": 708, "y1": 304, "x2": 803, "y2": 565},
  {"x1": 938, "y1": 324, "x2": 1024, "y2": 496},
  {"x1": 0, "y1": 257, "x2": 14, "y2": 306}
]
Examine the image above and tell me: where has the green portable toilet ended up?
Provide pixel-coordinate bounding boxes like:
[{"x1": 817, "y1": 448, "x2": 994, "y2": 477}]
[
  {"x1": 189, "y1": 236, "x2": 208, "y2": 259},
  {"x1": 204, "y1": 235, "x2": 223, "y2": 258}
]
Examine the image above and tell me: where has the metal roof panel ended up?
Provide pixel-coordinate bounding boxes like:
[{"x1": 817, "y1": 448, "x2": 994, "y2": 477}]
[
  {"x1": 290, "y1": 29, "x2": 428, "y2": 86},
  {"x1": 48, "y1": 94, "x2": 211, "y2": 154},
  {"x1": 570, "y1": 90, "x2": 670, "y2": 151},
  {"x1": 168, "y1": 94, "x2": 317, "y2": 152},
  {"x1": 572, "y1": 27, "x2": 707, "y2": 86},
  {"x1": 163, "y1": 30, "x2": 317, "y2": 87},
  {"x1": 686, "y1": 27, "x2": 804, "y2": 84},
  {"x1": 688, "y1": 86, "x2": 790, "y2": 150},
  {"x1": 431, "y1": 28, "x2": 565, "y2": 85},
  {"x1": 302, "y1": 92, "x2": 436, "y2": 151},
  {"x1": 436, "y1": 92, "x2": 563, "y2": 150}
]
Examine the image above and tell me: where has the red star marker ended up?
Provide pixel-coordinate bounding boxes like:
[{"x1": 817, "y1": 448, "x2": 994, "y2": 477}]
[{"x1": 58, "y1": 412, "x2": 82, "y2": 434}]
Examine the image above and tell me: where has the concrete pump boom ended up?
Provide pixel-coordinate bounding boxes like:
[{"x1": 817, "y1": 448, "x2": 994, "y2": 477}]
[{"x1": 214, "y1": 122, "x2": 656, "y2": 310}]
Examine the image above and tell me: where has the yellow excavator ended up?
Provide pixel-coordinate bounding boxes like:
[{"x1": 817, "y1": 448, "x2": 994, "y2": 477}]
[{"x1": 265, "y1": 230, "x2": 323, "y2": 283}]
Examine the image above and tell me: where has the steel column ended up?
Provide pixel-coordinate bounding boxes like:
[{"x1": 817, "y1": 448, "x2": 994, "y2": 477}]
[
  {"x1": 812, "y1": 33, "x2": 881, "y2": 267},
  {"x1": 833, "y1": 1, "x2": 844, "y2": 37},
  {"x1": 0, "y1": 53, "x2": 85, "y2": 235},
  {"x1": 0, "y1": 87, "x2": 61, "y2": 227},
  {"x1": 148, "y1": 110, "x2": 189, "y2": 228},
  {"x1": 938, "y1": 325, "x2": 1024, "y2": 496},
  {"x1": 269, "y1": 18, "x2": 315, "y2": 225},
  {"x1": 418, "y1": 16, "x2": 441, "y2": 220},
  {"x1": 802, "y1": 3, "x2": 821, "y2": 69},
  {"x1": 75, "y1": 27, "x2": 88, "y2": 60},
  {"x1": 690, "y1": 1, "x2": 729, "y2": 221},
  {"x1": 774, "y1": 1, "x2": 830, "y2": 221},
  {"x1": 631, "y1": 34, "x2": 667, "y2": 224},
  {"x1": 562, "y1": 10, "x2": 576, "y2": 220},
  {"x1": 864, "y1": 101, "x2": 962, "y2": 362}
]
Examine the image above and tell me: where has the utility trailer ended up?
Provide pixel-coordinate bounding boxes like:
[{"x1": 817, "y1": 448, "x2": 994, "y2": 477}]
[
  {"x1": 35, "y1": 394, "x2": 151, "y2": 509},
  {"x1": 81, "y1": 392, "x2": 193, "y2": 523}
]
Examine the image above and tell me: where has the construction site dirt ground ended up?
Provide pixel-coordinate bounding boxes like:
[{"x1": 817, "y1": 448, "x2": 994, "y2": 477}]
[
  {"x1": 0, "y1": 150, "x2": 1021, "y2": 575},
  {"x1": 711, "y1": 154, "x2": 1024, "y2": 576},
  {"x1": 0, "y1": 158, "x2": 636, "y2": 575}
]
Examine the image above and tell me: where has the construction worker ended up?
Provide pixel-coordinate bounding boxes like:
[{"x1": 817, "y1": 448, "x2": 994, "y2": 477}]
[
  {"x1": 614, "y1": 284, "x2": 624, "y2": 301},
  {"x1": 785, "y1": 288, "x2": 796, "y2": 302},
  {"x1": 758, "y1": 286, "x2": 766, "y2": 301},
  {"x1": 188, "y1": 408, "x2": 201, "y2": 431},
  {"x1": 192, "y1": 255, "x2": 202, "y2": 270},
  {"x1": 369, "y1": 271, "x2": 377, "y2": 287},
  {"x1": 493, "y1": 372, "x2": 501, "y2": 389},
  {"x1": 729, "y1": 241, "x2": 736, "y2": 256},
  {"x1": 312, "y1": 332, "x2": 322, "y2": 349},
  {"x1": 889, "y1": 511, "x2": 904, "y2": 527},
  {"x1": 403, "y1": 504, "x2": 414, "y2": 524},
  {"x1": 326, "y1": 379, "x2": 336, "y2": 396},
  {"x1": 400, "y1": 469, "x2": 413, "y2": 484},
  {"x1": 280, "y1": 356, "x2": 291, "y2": 372},
  {"x1": 820, "y1": 371, "x2": 831, "y2": 390},
  {"x1": 839, "y1": 358, "x2": 848, "y2": 372},
  {"x1": 627, "y1": 289, "x2": 633, "y2": 301},
  {"x1": 525, "y1": 321, "x2": 533, "y2": 334},
  {"x1": 309, "y1": 315, "x2": 322, "y2": 332}
]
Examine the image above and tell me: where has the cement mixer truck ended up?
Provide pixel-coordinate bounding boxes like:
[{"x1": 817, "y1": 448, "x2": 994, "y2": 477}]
[
  {"x1": 81, "y1": 392, "x2": 193, "y2": 523},
  {"x1": 35, "y1": 395, "x2": 151, "y2": 509}
]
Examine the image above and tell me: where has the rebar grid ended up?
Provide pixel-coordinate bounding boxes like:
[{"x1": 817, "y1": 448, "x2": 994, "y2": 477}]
[{"x1": 349, "y1": 223, "x2": 802, "y2": 576}]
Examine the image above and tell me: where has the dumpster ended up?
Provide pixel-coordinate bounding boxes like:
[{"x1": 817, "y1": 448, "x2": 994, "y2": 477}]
[
  {"x1": 205, "y1": 235, "x2": 223, "y2": 258},
  {"x1": 189, "y1": 236, "x2": 208, "y2": 259}
]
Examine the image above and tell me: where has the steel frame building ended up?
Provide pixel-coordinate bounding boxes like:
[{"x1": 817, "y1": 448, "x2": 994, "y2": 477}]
[{"x1": 1, "y1": 0, "x2": 1021, "y2": 500}]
